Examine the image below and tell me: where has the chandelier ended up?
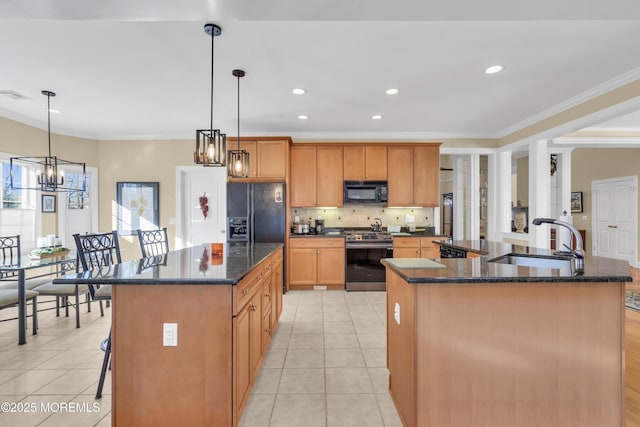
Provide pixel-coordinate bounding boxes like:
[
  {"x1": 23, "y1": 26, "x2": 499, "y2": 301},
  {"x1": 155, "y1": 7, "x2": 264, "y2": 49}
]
[
  {"x1": 228, "y1": 69, "x2": 250, "y2": 178},
  {"x1": 194, "y1": 23, "x2": 226, "y2": 167},
  {"x1": 10, "y1": 90, "x2": 86, "y2": 192}
]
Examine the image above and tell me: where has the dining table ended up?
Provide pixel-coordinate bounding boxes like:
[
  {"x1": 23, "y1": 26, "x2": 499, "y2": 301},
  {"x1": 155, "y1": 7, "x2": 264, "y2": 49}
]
[{"x1": 0, "y1": 252, "x2": 76, "y2": 344}]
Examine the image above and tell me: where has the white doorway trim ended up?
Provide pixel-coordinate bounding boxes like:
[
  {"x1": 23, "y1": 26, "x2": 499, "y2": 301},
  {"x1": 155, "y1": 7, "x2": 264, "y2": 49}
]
[
  {"x1": 175, "y1": 166, "x2": 201, "y2": 250},
  {"x1": 591, "y1": 175, "x2": 638, "y2": 267}
]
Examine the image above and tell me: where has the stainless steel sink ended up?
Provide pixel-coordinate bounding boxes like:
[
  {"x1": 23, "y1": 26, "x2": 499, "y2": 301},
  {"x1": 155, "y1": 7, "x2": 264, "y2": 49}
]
[{"x1": 487, "y1": 253, "x2": 573, "y2": 269}]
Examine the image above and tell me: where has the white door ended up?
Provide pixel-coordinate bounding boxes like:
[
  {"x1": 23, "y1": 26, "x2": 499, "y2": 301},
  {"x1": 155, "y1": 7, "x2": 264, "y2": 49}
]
[
  {"x1": 175, "y1": 166, "x2": 226, "y2": 249},
  {"x1": 57, "y1": 166, "x2": 98, "y2": 249},
  {"x1": 593, "y1": 176, "x2": 637, "y2": 264}
]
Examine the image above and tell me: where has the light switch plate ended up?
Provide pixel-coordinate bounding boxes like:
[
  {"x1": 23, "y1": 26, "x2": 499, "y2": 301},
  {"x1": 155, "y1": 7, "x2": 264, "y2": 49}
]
[{"x1": 163, "y1": 323, "x2": 178, "y2": 346}]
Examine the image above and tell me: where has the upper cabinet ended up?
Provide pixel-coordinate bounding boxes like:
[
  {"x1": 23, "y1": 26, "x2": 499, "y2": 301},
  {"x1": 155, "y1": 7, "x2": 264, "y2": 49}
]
[
  {"x1": 343, "y1": 145, "x2": 387, "y2": 180},
  {"x1": 387, "y1": 144, "x2": 440, "y2": 207},
  {"x1": 228, "y1": 138, "x2": 290, "y2": 181},
  {"x1": 291, "y1": 145, "x2": 344, "y2": 207}
]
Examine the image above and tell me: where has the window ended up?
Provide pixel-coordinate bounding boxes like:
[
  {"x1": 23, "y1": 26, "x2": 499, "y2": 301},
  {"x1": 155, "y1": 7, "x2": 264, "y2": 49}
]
[
  {"x1": 1, "y1": 162, "x2": 24, "y2": 209},
  {"x1": 65, "y1": 171, "x2": 90, "y2": 209}
]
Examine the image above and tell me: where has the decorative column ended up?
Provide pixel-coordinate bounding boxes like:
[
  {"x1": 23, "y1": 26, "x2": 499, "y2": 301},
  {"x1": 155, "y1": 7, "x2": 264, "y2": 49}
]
[
  {"x1": 528, "y1": 140, "x2": 550, "y2": 248},
  {"x1": 465, "y1": 154, "x2": 480, "y2": 240},
  {"x1": 453, "y1": 156, "x2": 465, "y2": 241}
]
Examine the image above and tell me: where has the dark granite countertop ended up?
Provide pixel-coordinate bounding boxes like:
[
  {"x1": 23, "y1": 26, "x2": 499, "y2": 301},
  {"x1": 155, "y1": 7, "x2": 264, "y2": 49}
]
[
  {"x1": 52, "y1": 243, "x2": 283, "y2": 286},
  {"x1": 382, "y1": 239, "x2": 632, "y2": 283}
]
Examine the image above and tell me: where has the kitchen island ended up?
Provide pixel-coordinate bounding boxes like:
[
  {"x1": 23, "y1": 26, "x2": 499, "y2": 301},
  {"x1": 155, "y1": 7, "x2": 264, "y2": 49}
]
[
  {"x1": 382, "y1": 241, "x2": 631, "y2": 427},
  {"x1": 53, "y1": 243, "x2": 283, "y2": 427}
]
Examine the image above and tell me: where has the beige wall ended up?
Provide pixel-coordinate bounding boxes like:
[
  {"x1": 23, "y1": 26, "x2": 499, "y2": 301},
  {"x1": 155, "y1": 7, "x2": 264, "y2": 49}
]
[
  {"x1": 97, "y1": 139, "x2": 194, "y2": 259},
  {"x1": 572, "y1": 148, "x2": 640, "y2": 256}
]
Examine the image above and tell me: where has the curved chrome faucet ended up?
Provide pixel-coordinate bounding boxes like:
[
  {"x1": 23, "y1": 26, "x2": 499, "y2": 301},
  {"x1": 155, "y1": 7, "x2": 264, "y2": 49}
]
[{"x1": 532, "y1": 217, "x2": 584, "y2": 272}]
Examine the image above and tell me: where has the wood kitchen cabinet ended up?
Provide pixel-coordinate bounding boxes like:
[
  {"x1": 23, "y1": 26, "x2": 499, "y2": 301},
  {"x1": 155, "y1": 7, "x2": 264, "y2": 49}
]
[
  {"x1": 228, "y1": 137, "x2": 289, "y2": 181},
  {"x1": 387, "y1": 144, "x2": 440, "y2": 207},
  {"x1": 393, "y1": 236, "x2": 440, "y2": 259},
  {"x1": 290, "y1": 145, "x2": 343, "y2": 207},
  {"x1": 343, "y1": 145, "x2": 387, "y2": 180},
  {"x1": 289, "y1": 237, "x2": 345, "y2": 290}
]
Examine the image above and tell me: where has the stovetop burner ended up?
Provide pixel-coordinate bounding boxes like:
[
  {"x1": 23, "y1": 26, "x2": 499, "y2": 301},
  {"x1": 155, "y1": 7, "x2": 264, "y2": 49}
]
[{"x1": 344, "y1": 231, "x2": 392, "y2": 242}]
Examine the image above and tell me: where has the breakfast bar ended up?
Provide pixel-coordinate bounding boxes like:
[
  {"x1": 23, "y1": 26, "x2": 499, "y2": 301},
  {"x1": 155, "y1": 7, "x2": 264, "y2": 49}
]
[
  {"x1": 53, "y1": 243, "x2": 284, "y2": 427},
  {"x1": 382, "y1": 241, "x2": 631, "y2": 427}
]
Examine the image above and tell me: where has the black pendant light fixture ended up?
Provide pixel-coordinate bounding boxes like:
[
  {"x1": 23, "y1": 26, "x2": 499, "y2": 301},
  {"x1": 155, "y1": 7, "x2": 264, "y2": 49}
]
[
  {"x1": 9, "y1": 90, "x2": 87, "y2": 192},
  {"x1": 194, "y1": 23, "x2": 226, "y2": 167},
  {"x1": 228, "y1": 69, "x2": 250, "y2": 178}
]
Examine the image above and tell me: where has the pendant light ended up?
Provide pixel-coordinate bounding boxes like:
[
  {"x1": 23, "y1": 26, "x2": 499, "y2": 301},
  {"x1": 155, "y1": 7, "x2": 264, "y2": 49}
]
[
  {"x1": 9, "y1": 90, "x2": 87, "y2": 192},
  {"x1": 194, "y1": 23, "x2": 226, "y2": 167},
  {"x1": 228, "y1": 69, "x2": 250, "y2": 178}
]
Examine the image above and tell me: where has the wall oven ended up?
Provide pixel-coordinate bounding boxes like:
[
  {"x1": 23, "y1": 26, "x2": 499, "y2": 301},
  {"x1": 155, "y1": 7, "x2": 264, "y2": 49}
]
[{"x1": 345, "y1": 232, "x2": 393, "y2": 291}]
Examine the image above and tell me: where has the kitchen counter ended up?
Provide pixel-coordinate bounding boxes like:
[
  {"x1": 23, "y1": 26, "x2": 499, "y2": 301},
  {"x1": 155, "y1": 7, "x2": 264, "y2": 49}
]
[
  {"x1": 52, "y1": 242, "x2": 282, "y2": 285},
  {"x1": 383, "y1": 239, "x2": 631, "y2": 283},
  {"x1": 53, "y1": 243, "x2": 284, "y2": 427},
  {"x1": 384, "y1": 240, "x2": 628, "y2": 427}
]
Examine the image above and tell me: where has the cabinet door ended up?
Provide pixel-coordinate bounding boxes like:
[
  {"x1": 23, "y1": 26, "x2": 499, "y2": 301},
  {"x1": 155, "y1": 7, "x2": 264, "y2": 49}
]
[
  {"x1": 257, "y1": 140, "x2": 287, "y2": 178},
  {"x1": 317, "y1": 247, "x2": 345, "y2": 285},
  {"x1": 289, "y1": 247, "x2": 318, "y2": 285},
  {"x1": 316, "y1": 146, "x2": 344, "y2": 207},
  {"x1": 249, "y1": 294, "x2": 263, "y2": 380},
  {"x1": 393, "y1": 247, "x2": 420, "y2": 258},
  {"x1": 365, "y1": 146, "x2": 388, "y2": 180},
  {"x1": 262, "y1": 281, "x2": 273, "y2": 350},
  {"x1": 235, "y1": 304, "x2": 251, "y2": 414},
  {"x1": 413, "y1": 145, "x2": 440, "y2": 207},
  {"x1": 420, "y1": 238, "x2": 439, "y2": 259},
  {"x1": 343, "y1": 146, "x2": 366, "y2": 180},
  {"x1": 387, "y1": 146, "x2": 414, "y2": 206},
  {"x1": 271, "y1": 260, "x2": 281, "y2": 329},
  {"x1": 290, "y1": 146, "x2": 317, "y2": 207}
]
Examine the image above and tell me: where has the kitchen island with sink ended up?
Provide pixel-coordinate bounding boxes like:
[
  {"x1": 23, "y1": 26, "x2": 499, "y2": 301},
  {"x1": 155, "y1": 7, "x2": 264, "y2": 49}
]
[
  {"x1": 381, "y1": 241, "x2": 631, "y2": 427},
  {"x1": 53, "y1": 243, "x2": 283, "y2": 427}
]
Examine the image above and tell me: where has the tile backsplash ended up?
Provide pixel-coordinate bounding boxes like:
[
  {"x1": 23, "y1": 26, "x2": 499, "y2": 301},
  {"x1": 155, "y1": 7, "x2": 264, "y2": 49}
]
[{"x1": 291, "y1": 206, "x2": 434, "y2": 229}]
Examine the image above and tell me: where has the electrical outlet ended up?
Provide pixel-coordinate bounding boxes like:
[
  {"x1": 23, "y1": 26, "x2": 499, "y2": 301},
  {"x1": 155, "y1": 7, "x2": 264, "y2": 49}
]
[
  {"x1": 163, "y1": 323, "x2": 178, "y2": 347},
  {"x1": 582, "y1": 215, "x2": 587, "y2": 221}
]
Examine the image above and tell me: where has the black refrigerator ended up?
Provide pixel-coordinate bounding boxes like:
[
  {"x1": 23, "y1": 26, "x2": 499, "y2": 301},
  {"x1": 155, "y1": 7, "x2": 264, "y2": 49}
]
[{"x1": 227, "y1": 182, "x2": 286, "y2": 243}]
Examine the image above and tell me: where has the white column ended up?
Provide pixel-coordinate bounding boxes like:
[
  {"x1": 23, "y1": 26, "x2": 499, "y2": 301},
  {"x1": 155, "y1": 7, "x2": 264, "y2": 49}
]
[
  {"x1": 493, "y1": 151, "x2": 512, "y2": 240},
  {"x1": 528, "y1": 140, "x2": 550, "y2": 248},
  {"x1": 559, "y1": 148, "x2": 573, "y2": 215},
  {"x1": 453, "y1": 156, "x2": 465, "y2": 241},
  {"x1": 465, "y1": 154, "x2": 480, "y2": 240}
]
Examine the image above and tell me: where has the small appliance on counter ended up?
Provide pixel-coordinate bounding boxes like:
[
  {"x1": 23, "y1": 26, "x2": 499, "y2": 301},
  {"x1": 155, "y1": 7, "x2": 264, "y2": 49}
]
[{"x1": 315, "y1": 218, "x2": 325, "y2": 234}]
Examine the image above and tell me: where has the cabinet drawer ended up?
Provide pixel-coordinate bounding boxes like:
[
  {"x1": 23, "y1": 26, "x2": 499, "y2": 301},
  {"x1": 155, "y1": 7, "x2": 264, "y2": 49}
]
[
  {"x1": 289, "y1": 238, "x2": 344, "y2": 248},
  {"x1": 393, "y1": 237, "x2": 420, "y2": 248},
  {"x1": 235, "y1": 263, "x2": 269, "y2": 315}
]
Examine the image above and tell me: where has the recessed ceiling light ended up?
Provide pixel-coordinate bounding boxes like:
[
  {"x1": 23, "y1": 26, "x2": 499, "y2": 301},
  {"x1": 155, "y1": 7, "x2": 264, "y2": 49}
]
[
  {"x1": 298, "y1": 114, "x2": 308, "y2": 120},
  {"x1": 371, "y1": 114, "x2": 382, "y2": 120},
  {"x1": 385, "y1": 88, "x2": 399, "y2": 95},
  {"x1": 292, "y1": 88, "x2": 306, "y2": 95},
  {"x1": 48, "y1": 108, "x2": 61, "y2": 114},
  {"x1": 484, "y1": 65, "x2": 504, "y2": 75}
]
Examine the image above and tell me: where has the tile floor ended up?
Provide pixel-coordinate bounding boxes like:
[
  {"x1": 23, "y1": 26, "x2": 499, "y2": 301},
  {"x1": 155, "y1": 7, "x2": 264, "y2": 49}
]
[{"x1": 0, "y1": 291, "x2": 402, "y2": 426}]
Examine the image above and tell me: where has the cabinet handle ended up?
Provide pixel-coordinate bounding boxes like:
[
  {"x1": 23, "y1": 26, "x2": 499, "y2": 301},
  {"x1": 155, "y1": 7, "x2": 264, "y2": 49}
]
[
  {"x1": 242, "y1": 289, "x2": 249, "y2": 295},
  {"x1": 328, "y1": 241, "x2": 332, "y2": 245},
  {"x1": 265, "y1": 293, "x2": 271, "y2": 298},
  {"x1": 608, "y1": 225, "x2": 618, "y2": 229}
]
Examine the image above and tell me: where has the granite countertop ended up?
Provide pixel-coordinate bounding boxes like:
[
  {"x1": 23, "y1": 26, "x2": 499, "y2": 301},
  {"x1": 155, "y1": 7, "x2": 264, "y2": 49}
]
[
  {"x1": 382, "y1": 239, "x2": 632, "y2": 283},
  {"x1": 52, "y1": 243, "x2": 283, "y2": 286}
]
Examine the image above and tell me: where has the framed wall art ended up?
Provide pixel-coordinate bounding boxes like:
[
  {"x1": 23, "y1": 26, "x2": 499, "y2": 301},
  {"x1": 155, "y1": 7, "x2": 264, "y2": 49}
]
[
  {"x1": 571, "y1": 191, "x2": 583, "y2": 213},
  {"x1": 41, "y1": 194, "x2": 56, "y2": 213},
  {"x1": 116, "y1": 182, "x2": 159, "y2": 235}
]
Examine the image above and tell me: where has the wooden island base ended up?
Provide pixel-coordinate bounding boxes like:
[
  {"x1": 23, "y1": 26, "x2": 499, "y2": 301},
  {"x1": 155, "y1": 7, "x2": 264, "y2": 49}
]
[{"x1": 386, "y1": 269, "x2": 626, "y2": 427}]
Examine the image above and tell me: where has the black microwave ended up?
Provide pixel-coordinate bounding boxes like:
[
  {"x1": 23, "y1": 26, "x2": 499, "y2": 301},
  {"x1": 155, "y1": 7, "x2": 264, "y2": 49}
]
[{"x1": 343, "y1": 181, "x2": 388, "y2": 205}]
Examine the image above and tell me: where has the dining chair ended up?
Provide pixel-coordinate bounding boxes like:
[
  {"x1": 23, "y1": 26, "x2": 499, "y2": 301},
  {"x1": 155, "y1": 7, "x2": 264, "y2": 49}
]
[
  {"x1": 0, "y1": 235, "x2": 39, "y2": 334},
  {"x1": 136, "y1": 227, "x2": 169, "y2": 257},
  {"x1": 73, "y1": 230, "x2": 122, "y2": 399}
]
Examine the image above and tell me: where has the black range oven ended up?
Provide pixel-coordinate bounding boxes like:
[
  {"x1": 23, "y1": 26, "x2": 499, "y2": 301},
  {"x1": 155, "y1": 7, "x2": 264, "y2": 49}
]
[{"x1": 345, "y1": 232, "x2": 393, "y2": 291}]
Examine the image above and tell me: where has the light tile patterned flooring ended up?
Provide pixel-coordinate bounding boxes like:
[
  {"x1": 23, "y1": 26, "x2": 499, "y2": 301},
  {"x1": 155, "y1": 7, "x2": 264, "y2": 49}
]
[{"x1": 0, "y1": 291, "x2": 401, "y2": 426}]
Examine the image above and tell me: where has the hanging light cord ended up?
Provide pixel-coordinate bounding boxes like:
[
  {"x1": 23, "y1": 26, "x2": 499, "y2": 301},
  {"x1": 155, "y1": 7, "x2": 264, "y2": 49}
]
[
  {"x1": 237, "y1": 72, "x2": 240, "y2": 150},
  {"x1": 46, "y1": 92, "x2": 52, "y2": 157},
  {"x1": 209, "y1": 26, "x2": 215, "y2": 132}
]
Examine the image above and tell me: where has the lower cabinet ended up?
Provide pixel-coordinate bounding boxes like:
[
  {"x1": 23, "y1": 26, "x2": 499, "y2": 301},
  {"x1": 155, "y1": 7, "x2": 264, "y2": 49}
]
[
  {"x1": 233, "y1": 247, "x2": 283, "y2": 426},
  {"x1": 289, "y1": 238, "x2": 345, "y2": 290},
  {"x1": 393, "y1": 237, "x2": 440, "y2": 259}
]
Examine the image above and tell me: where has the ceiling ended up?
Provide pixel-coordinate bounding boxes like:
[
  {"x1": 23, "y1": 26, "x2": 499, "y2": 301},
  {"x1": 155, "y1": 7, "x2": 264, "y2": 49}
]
[{"x1": 1, "y1": 0, "x2": 640, "y2": 141}]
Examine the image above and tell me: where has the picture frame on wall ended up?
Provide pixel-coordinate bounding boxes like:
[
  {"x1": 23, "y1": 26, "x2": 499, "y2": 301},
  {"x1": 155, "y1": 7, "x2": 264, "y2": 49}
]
[
  {"x1": 41, "y1": 194, "x2": 56, "y2": 213},
  {"x1": 571, "y1": 191, "x2": 583, "y2": 213},
  {"x1": 116, "y1": 182, "x2": 159, "y2": 235}
]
